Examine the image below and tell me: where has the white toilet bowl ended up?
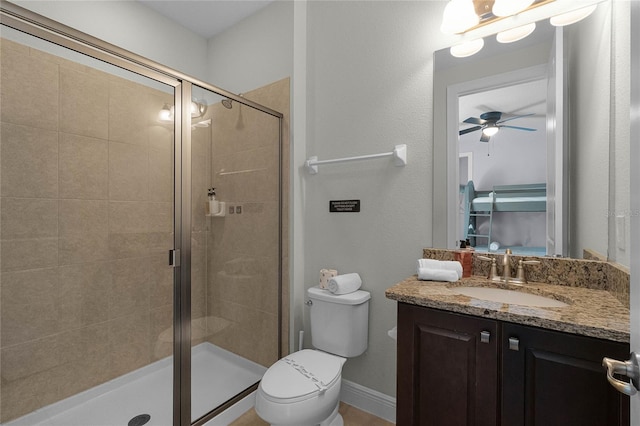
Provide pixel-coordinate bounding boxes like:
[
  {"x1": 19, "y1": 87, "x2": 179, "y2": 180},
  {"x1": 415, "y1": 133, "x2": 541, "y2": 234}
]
[
  {"x1": 255, "y1": 349, "x2": 346, "y2": 426},
  {"x1": 255, "y1": 287, "x2": 370, "y2": 426}
]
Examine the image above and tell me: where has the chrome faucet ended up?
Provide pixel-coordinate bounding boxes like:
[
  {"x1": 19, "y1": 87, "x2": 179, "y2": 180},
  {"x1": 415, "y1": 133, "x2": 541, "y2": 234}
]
[{"x1": 502, "y1": 249, "x2": 513, "y2": 283}]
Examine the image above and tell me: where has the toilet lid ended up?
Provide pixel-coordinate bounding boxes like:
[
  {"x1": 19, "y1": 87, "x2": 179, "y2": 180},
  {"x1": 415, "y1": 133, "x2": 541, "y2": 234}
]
[{"x1": 260, "y1": 350, "x2": 344, "y2": 401}]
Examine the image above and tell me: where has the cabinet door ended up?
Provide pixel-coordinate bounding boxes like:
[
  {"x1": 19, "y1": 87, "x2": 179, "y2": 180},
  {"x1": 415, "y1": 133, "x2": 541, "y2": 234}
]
[
  {"x1": 502, "y1": 323, "x2": 630, "y2": 426},
  {"x1": 397, "y1": 303, "x2": 499, "y2": 426}
]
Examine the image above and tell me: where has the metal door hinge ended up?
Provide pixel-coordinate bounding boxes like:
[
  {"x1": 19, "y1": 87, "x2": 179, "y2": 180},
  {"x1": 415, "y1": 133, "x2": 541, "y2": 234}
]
[{"x1": 169, "y1": 249, "x2": 180, "y2": 267}]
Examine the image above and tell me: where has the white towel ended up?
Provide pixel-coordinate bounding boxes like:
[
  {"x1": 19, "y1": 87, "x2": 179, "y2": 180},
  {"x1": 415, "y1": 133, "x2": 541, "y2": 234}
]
[
  {"x1": 417, "y1": 267, "x2": 459, "y2": 282},
  {"x1": 417, "y1": 259, "x2": 463, "y2": 279},
  {"x1": 327, "y1": 273, "x2": 362, "y2": 294}
]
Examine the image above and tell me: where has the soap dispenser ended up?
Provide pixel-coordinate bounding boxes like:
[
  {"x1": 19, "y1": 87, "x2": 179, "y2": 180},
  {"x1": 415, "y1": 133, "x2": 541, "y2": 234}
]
[
  {"x1": 207, "y1": 188, "x2": 220, "y2": 215},
  {"x1": 455, "y1": 240, "x2": 473, "y2": 278}
]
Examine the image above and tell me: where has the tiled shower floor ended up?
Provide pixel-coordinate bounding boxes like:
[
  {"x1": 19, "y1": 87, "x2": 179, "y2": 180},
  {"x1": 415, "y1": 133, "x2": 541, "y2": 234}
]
[{"x1": 3, "y1": 343, "x2": 266, "y2": 426}]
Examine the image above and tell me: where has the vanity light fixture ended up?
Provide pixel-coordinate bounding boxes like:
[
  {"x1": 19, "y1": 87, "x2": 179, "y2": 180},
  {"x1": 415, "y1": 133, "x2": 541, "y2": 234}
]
[
  {"x1": 440, "y1": 0, "x2": 479, "y2": 35},
  {"x1": 549, "y1": 4, "x2": 597, "y2": 26},
  {"x1": 492, "y1": 0, "x2": 535, "y2": 17},
  {"x1": 496, "y1": 22, "x2": 537, "y2": 43},
  {"x1": 442, "y1": 0, "x2": 602, "y2": 58},
  {"x1": 158, "y1": 100, "x2": 207, "y2": 123},
  {"x1": 159, "y1": 103, "x2": 173, "y2": 122},
  {"x1": 450, "y1": 38, "x2": 485, "y2": 58},
  {"x1": 191, "y1": 100, "x2": 207, "y2": 118}
]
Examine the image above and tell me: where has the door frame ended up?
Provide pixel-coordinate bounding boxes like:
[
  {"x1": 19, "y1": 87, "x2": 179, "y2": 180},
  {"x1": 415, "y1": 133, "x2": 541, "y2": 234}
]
[{"x1": 629, "y1": 0, "x2": 639, "y2": 422}]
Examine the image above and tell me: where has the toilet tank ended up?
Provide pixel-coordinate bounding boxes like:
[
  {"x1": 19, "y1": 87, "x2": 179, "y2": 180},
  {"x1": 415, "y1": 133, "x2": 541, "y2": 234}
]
[{"x1": 307, "y1": 287, "x2": 371, "y2": 357}]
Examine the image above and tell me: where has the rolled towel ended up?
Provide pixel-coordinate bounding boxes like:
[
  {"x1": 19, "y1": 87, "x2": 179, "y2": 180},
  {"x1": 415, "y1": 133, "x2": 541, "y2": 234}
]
[
  {"x1": 417, "y1": 267, "x2": 459, "y2": 282},
  {"x1": 327, "y1": 273, "x2": 362, "y2": 294},
  {"x1": 417, "y1": 259, "x2": 463, "y2": 279}
]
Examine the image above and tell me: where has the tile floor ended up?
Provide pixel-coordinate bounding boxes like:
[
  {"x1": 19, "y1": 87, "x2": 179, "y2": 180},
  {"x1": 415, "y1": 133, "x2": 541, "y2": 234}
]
[{"x1": 230, "y1": 402, "x2": 394, "y2": 426}]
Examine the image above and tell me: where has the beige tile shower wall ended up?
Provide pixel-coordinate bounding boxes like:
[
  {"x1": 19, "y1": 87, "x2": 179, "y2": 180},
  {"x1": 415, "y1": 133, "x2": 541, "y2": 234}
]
[
  {"x1": 0, "y1": 38, "x2": 175, "y2": 422},
  {"x1": 206, "y1": 78, "x2": 290, "y2": 367}
]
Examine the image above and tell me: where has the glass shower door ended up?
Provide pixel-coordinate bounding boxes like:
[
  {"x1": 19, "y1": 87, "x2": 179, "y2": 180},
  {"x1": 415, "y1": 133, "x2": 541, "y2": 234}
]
[
  {"x1": 189, "y1": 85, "x2": 281, "y2": 423},
  {"x1": 0, "y1": 26, "x2": 179, "y2": 426}
]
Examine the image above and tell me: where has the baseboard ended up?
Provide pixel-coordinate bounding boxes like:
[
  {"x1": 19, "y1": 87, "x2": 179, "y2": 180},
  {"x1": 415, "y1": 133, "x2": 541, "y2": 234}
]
[{"x1": 340, "y1": 379, "x2": 396, "y2": 424}]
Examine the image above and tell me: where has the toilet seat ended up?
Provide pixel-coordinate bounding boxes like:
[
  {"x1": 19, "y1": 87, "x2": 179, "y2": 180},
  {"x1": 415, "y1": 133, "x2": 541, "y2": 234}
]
[{"x1": 259, "y1": 349, "x2": 345, "y2": 404}]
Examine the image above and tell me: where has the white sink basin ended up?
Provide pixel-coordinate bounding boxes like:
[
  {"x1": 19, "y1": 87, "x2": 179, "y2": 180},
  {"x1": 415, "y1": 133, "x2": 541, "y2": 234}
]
[{"x1": 452, "y1": 286, "x2": 569, "y2": 308}]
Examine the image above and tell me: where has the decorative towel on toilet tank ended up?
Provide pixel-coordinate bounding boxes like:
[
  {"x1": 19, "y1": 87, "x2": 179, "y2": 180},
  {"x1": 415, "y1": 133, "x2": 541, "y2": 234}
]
[{"x1": 327, "y1": 273, "x2": 362, "y2": 294}]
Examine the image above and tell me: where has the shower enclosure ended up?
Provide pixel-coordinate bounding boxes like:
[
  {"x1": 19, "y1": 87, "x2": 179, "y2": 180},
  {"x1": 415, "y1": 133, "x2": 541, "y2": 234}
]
[{"x1": 0, "y1": 3, "x2": 284, "y2": 425}]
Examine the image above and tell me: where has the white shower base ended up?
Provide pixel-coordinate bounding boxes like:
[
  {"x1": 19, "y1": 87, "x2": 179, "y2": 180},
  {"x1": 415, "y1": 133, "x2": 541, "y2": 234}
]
[{"x1": 3, "y1": 342, "x2": 266, "y2": 426}]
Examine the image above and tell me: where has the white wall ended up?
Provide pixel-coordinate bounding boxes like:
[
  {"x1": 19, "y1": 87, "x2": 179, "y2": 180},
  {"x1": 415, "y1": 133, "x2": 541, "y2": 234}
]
[
  {"x1": 205, "y1": 1, "x2": 293, "y2": 95},
  {"x1": 302, "y1": 1, "x2": 445, "y2": 397},
  {"x1": 567, "y1": 3, "x2": 612, "y2": 259},
  {"x1": 610, "y1": 0, "x2": 631, "y2": 266},
  {"x1": 10, "y1": 0, "x2": 209, "y2": 80}
]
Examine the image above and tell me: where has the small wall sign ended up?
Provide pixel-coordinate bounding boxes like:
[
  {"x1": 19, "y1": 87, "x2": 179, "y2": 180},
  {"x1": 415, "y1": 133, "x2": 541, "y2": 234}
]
[{"x1": 330, "y1": 200, "x2": 361, "y2": 212}]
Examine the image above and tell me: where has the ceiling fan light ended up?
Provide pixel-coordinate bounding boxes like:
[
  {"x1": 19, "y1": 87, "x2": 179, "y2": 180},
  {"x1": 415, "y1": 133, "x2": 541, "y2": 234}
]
[
  {"x1": 440, "y1": 0, "x2": 479, "y2": 34},
  {"x1": 550, "y1": 4, "x2": 597, "y2": 26},
  {"x1": 496, "y1": 22, "x2": 536, "y2": 43},
  {"x1": 482, "y1": 124, "x2": 500, "y2": 136},
  {"x1": 492, "y1": 0, "x2": 535, "y2": 17},
  {"x1": 450, "y1": 38, "x2": 484, "y2": 58}
]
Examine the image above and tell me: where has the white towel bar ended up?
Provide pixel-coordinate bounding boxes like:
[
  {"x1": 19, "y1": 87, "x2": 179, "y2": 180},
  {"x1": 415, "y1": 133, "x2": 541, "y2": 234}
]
[{"x1": 305, "y1": 144, "x2": 407, "y2": 174}]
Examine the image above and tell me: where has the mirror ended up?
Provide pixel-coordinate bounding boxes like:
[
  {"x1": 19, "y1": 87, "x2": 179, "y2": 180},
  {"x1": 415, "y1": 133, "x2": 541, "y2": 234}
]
[{"x1": 432, "y1": 1, "x2": 627, "y2": 263}]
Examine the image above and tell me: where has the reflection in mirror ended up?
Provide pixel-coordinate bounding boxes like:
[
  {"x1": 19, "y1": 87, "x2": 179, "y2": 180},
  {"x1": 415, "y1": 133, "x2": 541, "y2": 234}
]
[
  {"x1": 458, "y1": 78, "x2": 548, "y2": 256},
  {"x1": 432, "y1": 1, "x2": 629, "y2": 264}
]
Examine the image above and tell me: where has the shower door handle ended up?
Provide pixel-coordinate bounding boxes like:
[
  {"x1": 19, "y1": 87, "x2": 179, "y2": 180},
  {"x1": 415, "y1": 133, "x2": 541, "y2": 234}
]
[{"x1": 169, "y1": 249, "x2": 181, "y2": 267}]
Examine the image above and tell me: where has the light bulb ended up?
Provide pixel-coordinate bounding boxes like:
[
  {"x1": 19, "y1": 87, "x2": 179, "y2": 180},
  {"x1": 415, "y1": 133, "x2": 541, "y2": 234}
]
[
  {"x1": 497, "y1": 22, "x2": 536, "y2": 43},
  {"x1": 450, "y1": 38, "x2": 484, "y2": 58},
  {"x1": 483, "y1": 125, "x2": 500, "y2": 136},
  {"x1": 550, "y1": 4, "x2": 597, "y2": 26},
  {"x1": 440, "y1": 0, "x2": 479, "y2": 35},
  {"x1": 190, "y1": 101, "x2": 207, "y2": 118},
  {"x1": 159, "y1": 104, "x2": 173, "y2": 122},
  {"x1": 492, "y1": 0, "x2": 535, "y2": 17}
]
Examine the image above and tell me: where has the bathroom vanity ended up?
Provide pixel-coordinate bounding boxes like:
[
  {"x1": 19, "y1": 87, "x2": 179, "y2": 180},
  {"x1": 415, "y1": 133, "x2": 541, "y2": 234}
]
[{"x1": 386, "y1": 252, "x2": 630, "y2": 426}]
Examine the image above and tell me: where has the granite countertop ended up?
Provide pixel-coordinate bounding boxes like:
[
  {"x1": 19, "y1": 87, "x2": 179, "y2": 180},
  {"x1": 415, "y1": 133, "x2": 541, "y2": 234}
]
[{"x1": 385, "y1": 276, "x2": 630, "y2": 343}]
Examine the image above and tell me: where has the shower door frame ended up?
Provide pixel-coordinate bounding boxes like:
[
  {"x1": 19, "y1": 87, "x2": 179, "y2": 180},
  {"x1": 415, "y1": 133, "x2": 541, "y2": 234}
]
[{"x1": 0, "y1": 2, "x2": 284, "y2": 425}]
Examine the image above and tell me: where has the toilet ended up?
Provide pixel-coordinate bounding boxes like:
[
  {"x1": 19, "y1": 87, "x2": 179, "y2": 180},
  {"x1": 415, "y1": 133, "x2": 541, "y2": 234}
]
[{"x1": 255, "y1": 286, "x2": 371, "y2": 426}]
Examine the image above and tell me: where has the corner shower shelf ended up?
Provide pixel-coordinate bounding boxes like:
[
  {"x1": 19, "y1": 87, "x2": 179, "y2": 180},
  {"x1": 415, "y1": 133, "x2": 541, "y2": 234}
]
[{"x1": 305, "y1": 144, "x2": 407, "y2": 174}]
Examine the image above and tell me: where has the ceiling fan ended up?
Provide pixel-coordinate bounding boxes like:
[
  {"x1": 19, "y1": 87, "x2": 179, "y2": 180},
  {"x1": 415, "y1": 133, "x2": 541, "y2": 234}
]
[{"x1": 459, "y1": 111, "x2": 537, "y2": 142}]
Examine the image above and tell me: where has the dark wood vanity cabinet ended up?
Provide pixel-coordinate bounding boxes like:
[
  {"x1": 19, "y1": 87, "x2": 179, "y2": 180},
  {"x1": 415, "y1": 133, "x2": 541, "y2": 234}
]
[
  {"x1": 501, "y1": 322, "x2": 630, "y2": 426},
  {"x1": 397, "y1": 303, "x2": 499, "y2": 426},
  {"x1": 396, "y1": 303, "x2": 630, "y2": 426}
]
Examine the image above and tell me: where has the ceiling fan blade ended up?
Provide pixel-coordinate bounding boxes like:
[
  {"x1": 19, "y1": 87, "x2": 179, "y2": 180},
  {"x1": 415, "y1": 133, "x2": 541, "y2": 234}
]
[
  {"x1": 500, "y1": 125, "x2": 537, "y2": 131},
  {"x1": 497, "y1": 112, "x2": 535, "y2": 124},
  {"x1": 463, "y1": 117, "x2": 484, "y2": 125},
  {"x1": 480, "y1": 133, "x2": 491, "y2": 143},
  {"x1": 459, "y1": 125, "x2": 482, "y2": 135}
]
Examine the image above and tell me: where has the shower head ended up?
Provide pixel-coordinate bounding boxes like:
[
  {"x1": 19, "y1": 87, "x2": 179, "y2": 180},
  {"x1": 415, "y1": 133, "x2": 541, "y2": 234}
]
[{"x1": 221, "y1": 94, "x2": 243, "y2": 109}]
